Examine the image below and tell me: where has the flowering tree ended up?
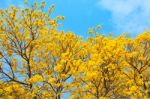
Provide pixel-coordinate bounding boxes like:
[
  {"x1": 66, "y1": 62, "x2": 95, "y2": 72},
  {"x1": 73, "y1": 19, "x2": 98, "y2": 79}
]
[{"x1": 0, "y1": 1, "x2": 150, "y2": 99}]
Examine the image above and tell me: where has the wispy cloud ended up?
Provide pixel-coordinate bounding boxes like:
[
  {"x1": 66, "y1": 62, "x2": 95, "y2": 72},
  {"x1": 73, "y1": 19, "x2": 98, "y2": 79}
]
[{"x1": 97, "y1": 0, "x2": 150, "y2": 35}]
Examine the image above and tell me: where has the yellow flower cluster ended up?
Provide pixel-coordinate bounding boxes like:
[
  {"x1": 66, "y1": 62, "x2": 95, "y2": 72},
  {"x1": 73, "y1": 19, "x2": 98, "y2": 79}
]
[{"x1": 28, "y1": 75, "x2": 44, "y2": 84}]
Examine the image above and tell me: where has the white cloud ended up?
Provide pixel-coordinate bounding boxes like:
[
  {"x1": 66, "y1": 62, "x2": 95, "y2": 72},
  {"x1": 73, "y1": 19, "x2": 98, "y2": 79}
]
[{"x1": 97, "y1": 0, "x2": 150, "y2": 35}]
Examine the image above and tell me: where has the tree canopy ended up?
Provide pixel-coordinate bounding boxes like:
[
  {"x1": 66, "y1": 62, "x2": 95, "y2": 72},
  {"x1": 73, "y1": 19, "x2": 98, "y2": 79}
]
[{"x1": 0, "y1": 1, "x2": 150, "y2": 99}]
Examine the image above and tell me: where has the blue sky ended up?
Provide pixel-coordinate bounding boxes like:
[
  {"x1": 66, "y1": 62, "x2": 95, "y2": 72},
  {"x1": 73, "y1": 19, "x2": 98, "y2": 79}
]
[
  {"x1": 1, "y1": 0, "x2": 150, "y2": 38},
  {"x1": 0, "y1": 0, "x2": 150, "y2": 37}
]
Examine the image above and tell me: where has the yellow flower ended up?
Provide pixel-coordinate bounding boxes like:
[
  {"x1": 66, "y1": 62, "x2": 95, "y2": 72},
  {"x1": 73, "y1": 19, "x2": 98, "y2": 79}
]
[
  {"x1": 28, "y1": 75, "x2": 44, "y2": 83},
  {"x1": 50, "y1": 20, "x2": 56, "y2": 26},
  {"x1": 54, "y1": 64, "x2": 63, "y2": 72},
  {"x1": 100, "y1": 97, "x2": 108, "y2": 99},
  {"x1": 86, "y1": 72, "x2": 97, "y2": 80},
  {"x1": 7, "y1": 50, "x2": 13, "y2": 56},
  {"x1": 5, "y1": 86, "x2": 12, "y2": 93},
  {"x1": 48, "y1": 78, "x2": 55, "y2": 83},
  {"x1": 129, "y1": 86, "x2": 138, "y2": 92}
]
